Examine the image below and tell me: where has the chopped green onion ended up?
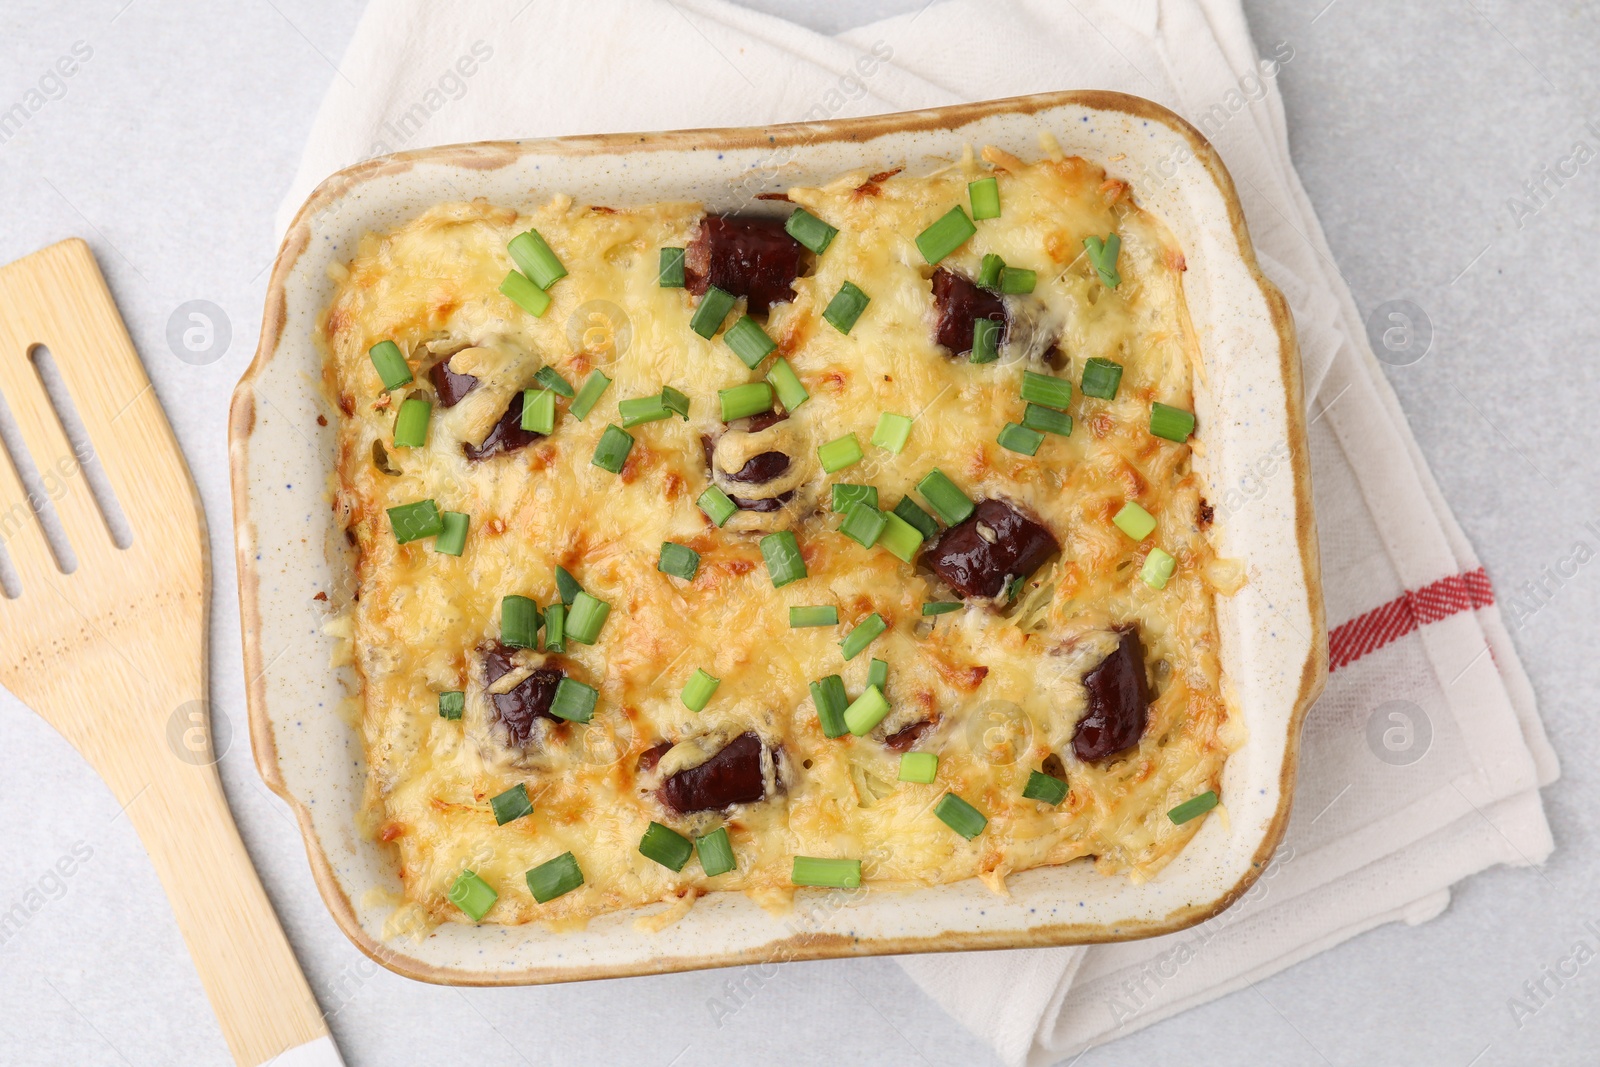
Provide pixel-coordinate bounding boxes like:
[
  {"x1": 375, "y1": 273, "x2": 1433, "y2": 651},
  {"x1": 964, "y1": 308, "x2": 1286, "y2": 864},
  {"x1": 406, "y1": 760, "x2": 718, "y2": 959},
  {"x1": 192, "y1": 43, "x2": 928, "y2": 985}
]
[
  {"x1": 760, "y1": 531, "x2": 807, "y2": 588},
  {"x1": 871, "y1": 412, "x2": 913, "y2": 454},
  {"x1": 934, "y1": 792, "x2": 988, "y2": 839},
  {"x1": 976, "y1": 253, "x2": 1005, "y2": 291},
  {"x1": 555, "y1": 566, "x2": 582, "y2": 605},
  {"x1": 898, "y1": 751, "x2": 938, "y2": 784},
  {"x1": 1150, "y1": 402, "x2": 1196, "y2": 442},
  {"x1": 438, "y1": 691, "x2": 464, "y2": 720},
  {"x1": 915, "y1": 205, "x2": 976, "y2": 265},
  {"x1": 766, "y1": 358, "x2": 809, "y2": 412},
  {"x1": 790, "y1": 605, "x2": 838, "y2": 628},
  {"x1": 434, "y1": 511, "x2": 469, "y2": 556},
  {"x1": 368, "y1": 340, "x2": 412, "y2": 389},
  {"x1": 499, "y1": 270, "x2": 551, "y2": 317},
  {"x1": 921, "y1": 601, "x2": 961, "y2": 616},
  {"x1": 785, "y1": 208, "x2": 838, "y2": 254},
  {"x1": 447, "y1": 869, "x2": 497, "y2": 921},
  {"x1": 697, "y1": 485, "x2": 739, "y2": 527},
  {"x1": 893, "y1": 496, "x2": 940, "y2": 539},
  {"x1": 661, "y1": 385, "x2": 691, "y2": 420},
  {"x1": 519, "y1": 389, "x2": 556, "y2": 435},
  {"x1": 544, "y1": 602, "x2": 566, "y2": 652},
  {"x1": 638, "y1": 822, "x2": 694, "y2": 871},
  {"x1": 1022, "y1": 404, "x2": 1073, "y2": 437},
  {"x1": 997, "y1": 422, "x2": 1045, "y2": 456},
  {"x1": 822, "y1": 281, "x2": 870, "y2": 335},
  {"x1": 1080, "y1": 358, "x2": 1123, "y2": 400},
  {"x1": 618, "y1": 394, "x2": 672, "y2": 428},
  {"x1": 1084, "y1": 233, "x2": 1122, "y2": 288},
  {"x1": 534, "y1": 366, "x2": 574, "y2": 398},
  {"x1": 1021, "y1": 370, "x2": 1072, "y2": 410},
  {"x1": 841, "y1": 613, "x2": 886, "y2": 660},
  {"x1": 491, "y1": 783, "x2": 534, "y2": 825},
  {"x1": 1022, "y1": 770, "x2": 1069, "y2": 805},
  {"x1": 725, "y1": 315, "x2": 778, "y2": 368},
  {"x1": 831, "y1": 484, "x2": 878, "y2": 512},
  {"x1": 809, "y1": 675, "x2": 848, "y2": 738},
  {"x1": 569, "y1": 369, "x2": 611, "y2": 420},
  {"x1": 719, "y1": 382, "x2": 774, "y2": 421},
  {"x1": 565, "y1": 591, "x2": 611, "y2": 645},
  {"x1": 508, "y1": 229, "x2": 567, "y2": 289},
  {"x1": 590, "y1": 424, "x2": 634, "y2": 473},
  {"x1": 387, "y1": 499, "x2": 443, "y2": 543},
  {"x1": 968, "y1": 176, "x2": 1000, "y2": 220},
  {"x1": 681, "y1": 668, "x2": 721, "y2": 712},
  {"x1": 843, "y1": 684, "x2": 890, "y2": 735},
  {"x1": 695, "y1": 827, "x2": 736, "y2": 876},
  {"x1": 817, "y1": 433, "x2": 863, "y2": 473},
  {"x1": 658, "y1": 247, "x2": 687, "y2": 288},
  {"x1": 1113, "y1": 501, "x2": 1157, "y2": 541},
  {"x1": 393, "y1": 397, "x2": 431, "y2": 447},
  {"x1": 916, "y1": 469, "x2": 974, "y2": 525},
  {"x1": 1140, "y1": 547, "x2": 1177, "y2": 590},
  {"x1": 690, "y1": 285, "x2": 736, "y2": 338},
  {"x1": 877, "y1": 512, "x2": 925, "y2": 563},
  {"x1": 549, "y1": 678, "x2": 597, "y2": 723},
  {"x1": 839, "y1": 502, "x2": 887, "y2": 549},
  {"x1": 867, "y1": 657, "x2": 888, "y2": 692},
  {"x1": 1000, "y1": 267, "x2": 1037, "y2": 294},
  {"x1": 658, "y1": 542, "x2": 700, "y2": 581},
  {"x1": 501, "y1": 595, "x2": 541, "y2": 649},
  {"x1": 1168, "y1": 790, "x2": 1219, "y2": 825},
  {"x1": 970, "y1": 317, "x2": 1001, "y2": 364},
  {"x1": 525, "y1": 852, "x2": 584, "y2": 903},
  {"x1": 791, "y1": 856, "x2": 860, "y2": 889}
]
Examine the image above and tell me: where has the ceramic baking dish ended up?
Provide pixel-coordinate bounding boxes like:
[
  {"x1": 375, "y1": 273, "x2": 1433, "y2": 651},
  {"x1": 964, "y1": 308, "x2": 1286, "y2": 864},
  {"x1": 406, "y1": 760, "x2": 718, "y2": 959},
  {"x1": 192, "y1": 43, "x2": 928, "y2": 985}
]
[{"x1": 229, "y1": 90, "x2": 1325, "y2": 985}]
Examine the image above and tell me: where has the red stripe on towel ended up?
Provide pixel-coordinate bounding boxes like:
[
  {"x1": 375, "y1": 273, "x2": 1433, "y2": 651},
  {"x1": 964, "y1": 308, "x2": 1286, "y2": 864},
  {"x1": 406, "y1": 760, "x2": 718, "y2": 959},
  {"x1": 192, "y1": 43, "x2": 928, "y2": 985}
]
[{"x1": 1328, "y1": 567, "x2": 1494, "y2": 672}]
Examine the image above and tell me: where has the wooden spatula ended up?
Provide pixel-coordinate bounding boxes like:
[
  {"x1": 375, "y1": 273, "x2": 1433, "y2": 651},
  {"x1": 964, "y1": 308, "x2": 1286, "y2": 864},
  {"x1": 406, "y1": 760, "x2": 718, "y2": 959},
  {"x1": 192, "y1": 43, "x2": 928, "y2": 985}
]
[{"x1": 0, "y1": 239, "x2": 344, "y2": 1066}]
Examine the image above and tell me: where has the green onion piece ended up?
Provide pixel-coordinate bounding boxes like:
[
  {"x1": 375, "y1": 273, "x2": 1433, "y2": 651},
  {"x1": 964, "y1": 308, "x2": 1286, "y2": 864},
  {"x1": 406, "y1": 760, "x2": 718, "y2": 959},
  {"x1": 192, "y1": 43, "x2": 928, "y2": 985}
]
[
  {"x1": 1080, "y1": 357, "x2": 1123, "y2": 400},
  {"x1": 368, "y1": 340, "x2": 412, "y2": 389},
  {"x1": 695, "y1": 827, "x2": 737, "y2": 876},
  {"x1": 934, "y1": 792, "x2": 988, "y2": 839},
  {"x1": 893, "y1": 497, "x2": 940, "y2": 539},
  {"x1": 1140, "y1": 547, "x2": 1177, "y2": 590},
  {"x1": 690, "y1": 285, "x2": 737, "y2": 338},
  {"x1": 785, "y1": 208, "x2": 838, "y2": 254},
  {"x1": 898, "y1": 751, "x2": 937, "y2": 784},
  {"x1": 697, "y1": 485, "x2": 738, "y2": 527},
  {"x1": 544, "y1": 602, "x2": 566, "y2": 652},
  {"x1": 658, "y1": 542, "x2": 701, "y2": 581},
  {"x1": 448, "y1": 869, "x2": 497, "y2": 921},
  {"x1": 549, "y1": 678, "x2": 598, "y2": 723},
  {"x1": 434, "y1": 511, "x2": 469, "y2": 556},
  {"x1": 501, "y1": 595, "x2": 541, "y2": 649},
  {"x1": 1113, "y1": 501, "x2": 1157, "y2": 541},
  {"x1": 1000, "y1": 267, "x2": 1037, "y2": 295},
  {"x1": 569, "y1": 370, "x2": 612, "y2": 420},
  {"x1": 660, "y1": 385, "x2": 691, "y2": 420},
  {"x1": 590, "y1": 424, "x2": 634, "y2": 473},
  {"x1": 1150, "y1": 402, "x2": 1196, "y2": 442},
  {"x1": 499, "y1": 270, "x2": 551, "y2": 317},
  {"x1": 997, "y1": 422, "x2": 1045, "y2": 456},
  {"x1": 438, "y1": 691, "x2": 464, "y2": 720},
  {"x1": 970, "y1": 317, "x2": 1002, "y2": 364},
  {"x1": 766, "y1": 358, "x2": 809, "y2": 412},
  {"x1": 658, "y1": 247, "x2": 687, "y2": 288},
  {"x1": 871, "y1": 412, "x2": 913, "y2": 454},
  {"x1": 867, "y1": 657, "x2": 888, "y2": 692},
  {"x1": 618, "y1": 394, "x2": 671, "y2": 428},
  {"x1": 809, "y1": 675, "x2": 848, "y2": 738},
  {"x1": 681, "y1": 668, "x2": 720, "y2": 712},
  {"x1": 387, "y1": 499, "x2": 444, "y2": 543},
  {"x1": 393, "y1": 397, "x2": 431, "y2": 448},
  {"x1": 508, "y1": 229, "x2": 567, "y2": 289},
  {"x1": 968, "y1": 176, "x2": 1001, "y2": 220},
  {"x1": 817, "y1": 433, "x2": 863, "y2": 474},
  {"x1": 490, "y1": 783, "x2": 534, "y2": 825},
  {"x1": 638, "y1": 822, "x2": 694, "y2": 871},
  {"x1": 1084, "y1": 233, "x2": 1122, "y2": 288},
  {"x1": 565, "y1": 591, "x2": 611, "y2": 645},
  {"x1": 520, "y1": 388, "x2": 556, "y2": 434},
  {"x1": 877, "y1": 512, "x2": 925, "y2": 563},
  {"x1": 841, "y1": 613, "x2": 886, "y2": 661},
  {"x1": 789, "y1": 605, "x2": 839, "y2": 628},
  {"x1": 976, "y1": 253, "x2": 1005, "y2": 291},
  {"x1": 843, "y1": 684, "x2": 890, "y2": 736},
  {"x1": 791, "y1": 856, "x2": 860, "y2": 889},
  {"x1": 831, "y1": 484, "x2": 878, "y2": 512},
  {"x1": 839, "y1": 501, "x2": 887, "y2": 549},
  {"x1": 1023, "y1": 404, "x2": 1073, "y2": 437},
  {"x1": 822, "y1": 281, "x2": 870, "y2": 335},
  {"x1": 719, "y1": 382, "x2": 774, "y2": 421},
  {"x1": 915, "y1": 205, "x2": 976, "y2": 264},
  {"x1": 1021, "y1": 370, "x2": 1072, "y2": 411},
  {"x1": 916, "y1": 469, "x2": 975, "y2": 525},
  {"x1": 555, "y1": 566, "x2": 582, "y2": 605},
  {"x1": 1022, "y1": 770, "x2": 1069, "y2": 805},
  {"x1": 725, "y1": 315, "x2": 778, "y2": 369},
  {"x1": 1168, "y1": 789, "x2": 1219, "y2": 825},
  {"x1": 525, "y1": 852, "x2": 584, "y2": 903},
  {"x1": 760, "y1": 531, "x2": 807, "y2": 588},
  {"x1": 534, "y1": 366, "x2": 574, "y2": 398},
  {"x1": 921, "y1": 601, "x2": 961, "y2": 616}
]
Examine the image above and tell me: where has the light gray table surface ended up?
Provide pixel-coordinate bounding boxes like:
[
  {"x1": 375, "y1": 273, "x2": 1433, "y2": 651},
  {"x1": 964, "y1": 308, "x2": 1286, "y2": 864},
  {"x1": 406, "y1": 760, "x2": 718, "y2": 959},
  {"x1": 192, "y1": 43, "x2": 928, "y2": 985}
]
[{"x1": 0, "y1": 1, "x2": 1594, "y2": 1064}]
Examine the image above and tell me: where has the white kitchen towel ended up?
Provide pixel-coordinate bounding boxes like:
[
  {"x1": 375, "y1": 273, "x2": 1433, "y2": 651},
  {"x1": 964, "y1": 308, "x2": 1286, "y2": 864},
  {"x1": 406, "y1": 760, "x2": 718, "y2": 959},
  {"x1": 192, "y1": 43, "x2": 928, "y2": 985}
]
[{"x1": 276, "y1": 2, "x2": 1560, "y2": 1064}]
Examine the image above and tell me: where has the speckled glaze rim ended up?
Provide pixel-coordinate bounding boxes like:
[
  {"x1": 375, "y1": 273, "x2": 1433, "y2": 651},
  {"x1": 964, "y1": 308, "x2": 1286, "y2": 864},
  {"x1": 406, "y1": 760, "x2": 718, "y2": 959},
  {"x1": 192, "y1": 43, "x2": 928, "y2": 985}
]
[{"x1": 230, "y1": 90, "x2": 1326, "y2": 986}]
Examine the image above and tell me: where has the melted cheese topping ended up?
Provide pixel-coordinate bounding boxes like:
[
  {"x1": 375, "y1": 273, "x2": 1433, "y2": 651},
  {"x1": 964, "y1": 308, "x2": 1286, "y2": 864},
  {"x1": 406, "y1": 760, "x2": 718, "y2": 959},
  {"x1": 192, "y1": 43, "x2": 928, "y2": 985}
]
[{"x1": 322, "y1": 148, "x2": 1239, "y2": 927}]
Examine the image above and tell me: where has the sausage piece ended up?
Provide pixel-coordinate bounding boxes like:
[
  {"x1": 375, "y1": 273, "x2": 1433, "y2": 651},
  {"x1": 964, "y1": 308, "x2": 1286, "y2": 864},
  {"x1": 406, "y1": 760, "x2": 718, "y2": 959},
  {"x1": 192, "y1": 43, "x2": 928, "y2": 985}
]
[
  {"x1": 429, "y1": 357, "x2": 478, "y2": 407},
  {"x1": 463, "y1": 391, "x2": 544, "y2": 460},
  {"x1": 931, "y1": 268, "x2": 1007, "y2": 356},
  {"x1": 658, "y1": 731, "x2": 767, "y2": 813},
  {"x1": 885, "y1": 719, "x2": 934, "y2": 752},
  {"x1": 1071, "y1": 628, "x2": 1151, "y2": 762},
  {"x1": 482, "y1": 643, "x2": 562, "y2": 747},
  {"x1": 684, "y1": 216, "x2": 804, "y2": 315},
  {"x1": 725, "y1": 451, "x2": 791, "y2": 484},
  {"x1": 923, "y1": 499, "x2": 1059, "y2": 599}
]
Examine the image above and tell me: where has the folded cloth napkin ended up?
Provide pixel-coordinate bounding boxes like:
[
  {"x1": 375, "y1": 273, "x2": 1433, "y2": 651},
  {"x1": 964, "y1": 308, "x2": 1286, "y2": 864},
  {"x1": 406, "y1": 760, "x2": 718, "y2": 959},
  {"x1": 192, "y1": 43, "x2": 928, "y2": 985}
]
[{"x1": 278, "y1": 1, "x2": 1560, "y2": 1063}]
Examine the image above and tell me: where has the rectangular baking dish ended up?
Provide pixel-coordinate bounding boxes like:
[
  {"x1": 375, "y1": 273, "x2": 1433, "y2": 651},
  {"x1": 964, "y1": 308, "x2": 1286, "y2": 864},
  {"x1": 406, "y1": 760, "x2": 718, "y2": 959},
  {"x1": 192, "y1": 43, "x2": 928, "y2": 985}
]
[{"x1": 229, "y1": 90, "x2": 1326, "y2": 985}]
